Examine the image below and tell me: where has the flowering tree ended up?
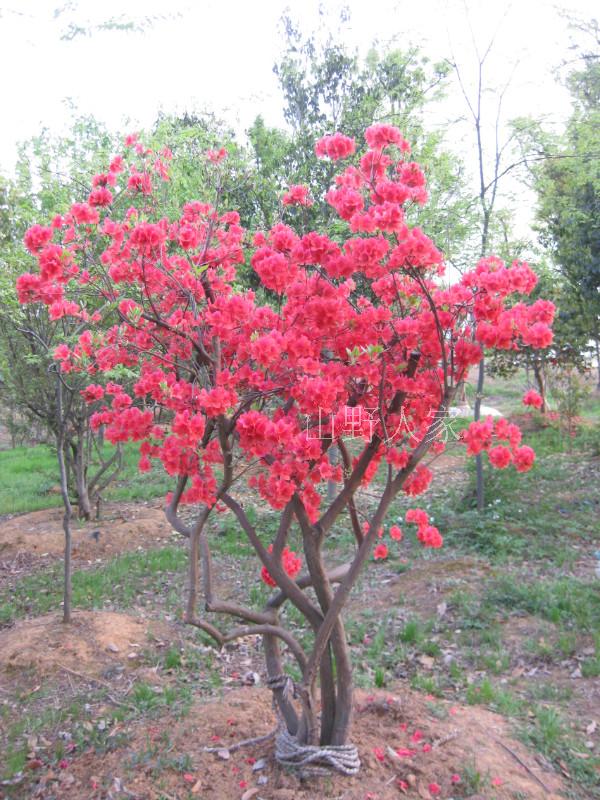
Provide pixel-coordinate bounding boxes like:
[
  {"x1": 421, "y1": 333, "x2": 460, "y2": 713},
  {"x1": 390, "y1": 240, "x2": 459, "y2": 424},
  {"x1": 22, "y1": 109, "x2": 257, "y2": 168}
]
[
  {"x1": 17, "y1": 126, "x2": 552, "y2": 773},
  {"x1": 0, "y1": 118, "x2": 124, "y2": 521}
]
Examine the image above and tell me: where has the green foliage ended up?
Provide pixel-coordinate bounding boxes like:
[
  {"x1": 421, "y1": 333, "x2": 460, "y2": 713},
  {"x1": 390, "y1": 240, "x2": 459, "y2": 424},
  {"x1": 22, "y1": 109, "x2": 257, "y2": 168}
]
[
  {"x1": 245, "y1": 13, "x2": 478, "y2": 268},
  {"x1": 518, "y1": 22, "x2": 600, "y2": 361},
  {"x1": 0, "y1": 443, "x2": 172, "y2": 515},
  {"x1": 0, "y1": 115, "x2": 126, "y2": 516}
]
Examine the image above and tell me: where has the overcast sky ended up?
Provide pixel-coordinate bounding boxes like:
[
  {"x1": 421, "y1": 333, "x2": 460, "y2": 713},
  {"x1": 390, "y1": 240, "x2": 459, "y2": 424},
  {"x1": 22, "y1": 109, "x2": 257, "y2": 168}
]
[{"x1": 0, "y1": 0, "x2": 597, "y2": 234}]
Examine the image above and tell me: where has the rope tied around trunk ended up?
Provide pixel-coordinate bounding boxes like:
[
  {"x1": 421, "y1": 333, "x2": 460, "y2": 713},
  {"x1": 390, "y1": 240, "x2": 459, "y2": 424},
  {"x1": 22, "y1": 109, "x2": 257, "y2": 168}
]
[
  {"x1": 267, "y1": 673, "x2": 361, "y2": 777},
  {"x1": 274, "y1": 725, "x2": 361, "y2": 776},
  {"x1": 266, "y1": 672, "x2": 295, "y2": 699},
  {"x1": 203, "y1": 674, "x2": 360, "y2": 777}
]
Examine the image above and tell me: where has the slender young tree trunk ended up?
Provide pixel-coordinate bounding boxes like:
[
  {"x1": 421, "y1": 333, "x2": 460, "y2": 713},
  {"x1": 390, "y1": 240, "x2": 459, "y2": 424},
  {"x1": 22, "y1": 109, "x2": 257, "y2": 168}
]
[
  {"x1": 75, "y1": 426, "x2": 93, "y2": 520},
  {"x1": 532, "y1": 361, "x2": 547, "y2": 413},
  {"x1": 55, "y1": 373, "x2": 73, "y2": 624},
  {"x1": 474, "y1": 359, "x2": 485, "y2": 512},
  {"x1": 326, "y1": 445, "x2": 339, "y2": 503},
  {"x1": 595, "y1": 338, "x2": 600, "y2": 391},
  {"x1": 474, "y1": 208, "x2": 491, "y2": 512}
]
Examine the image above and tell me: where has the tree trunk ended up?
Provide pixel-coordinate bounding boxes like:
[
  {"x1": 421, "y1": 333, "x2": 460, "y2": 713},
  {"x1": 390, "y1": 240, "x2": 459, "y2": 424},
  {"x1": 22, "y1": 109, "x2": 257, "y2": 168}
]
[
  {"x1": 326, "y1": 445, "x2": 339, "y2": 503},
  {"x1": 62, "y1": 502, "x2": 72, "y2": 624},
  {"x1": 474, "y1": 358, "x2": 485, "y2": 512},
  {"x1": 532, "y1": 361, "x2": 547, "y2": 413},
  {"x1": 55, "y1": 374, "x2": 73, "y2": 624},
  {"x1": 74, "y1": 427, "x2": 93, "y2": 520}
]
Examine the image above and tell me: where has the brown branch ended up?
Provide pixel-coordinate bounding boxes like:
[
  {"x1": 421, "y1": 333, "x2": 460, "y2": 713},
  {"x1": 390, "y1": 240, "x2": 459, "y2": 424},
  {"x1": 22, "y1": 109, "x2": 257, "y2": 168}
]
[
  {"x1": 223, "y1": 624, "x2": 307, "y2": 672},
  {"x1": 266, "y1": 563, "x2": 351, "y2": 610},
  {"x1": 316, "y1": 351, "x2": 420, "y2": 537},
  {"x1": 165, "y1": 475, "x2": 193, "y2": 537},
  {"x1": 337, "y1": 440, "x2": 364, "y2": 546},
  {"x1": 222, "y1": 493, "x2": 323, "y2": 628},
  {"x1": 305, "y1": 385, "x2": 457, "y2": 692},
  {"x1": 206, "y1": 600, "x2": 275, "y2": 626},
  {"x1": 186, "y1": 615, "x2": 225, "y2": 647}
]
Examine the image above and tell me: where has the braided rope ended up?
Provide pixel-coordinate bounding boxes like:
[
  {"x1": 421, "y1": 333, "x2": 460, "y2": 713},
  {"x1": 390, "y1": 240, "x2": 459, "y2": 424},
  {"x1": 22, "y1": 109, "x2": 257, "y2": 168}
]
[
  {"x1": 202, "y1": 729, "x2": 276, "y2": 754},
  {"x1": 266, "y1": 673, "x2": 295, "y2": 700},
  {"x1": 275, "y1": 726, "x2": 361, "y2": 776},
  {"x1": 204, "y1": 674, "x2": 360, "y2": 777},
  {"x1": 266, "y1": 674, "x2": 360, "y2": 776}
]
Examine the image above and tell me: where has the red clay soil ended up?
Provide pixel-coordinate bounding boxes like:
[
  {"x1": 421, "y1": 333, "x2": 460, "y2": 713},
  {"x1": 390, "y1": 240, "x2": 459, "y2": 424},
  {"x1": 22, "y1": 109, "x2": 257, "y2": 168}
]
[
  {"x1": 0, "y1": 610, "x2": 171, "y2": 678},
  {"x1": 0, "y1": 502, "x2": 176, "y2": 563},
  {"x1": 23, "y1": 688, "x2": 565, "y2": 800}
]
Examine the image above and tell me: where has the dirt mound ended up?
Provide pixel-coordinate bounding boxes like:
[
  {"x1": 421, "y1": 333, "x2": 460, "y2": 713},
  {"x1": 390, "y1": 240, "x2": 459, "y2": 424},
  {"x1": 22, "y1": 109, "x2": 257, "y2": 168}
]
[
  {"x1": 41, "y1": 688, "x2": 564, "y2": 800},
  {"x1": 0, "y1": 610, "x2": 169, "y2": 677},
  {"x1": 358, "y1": 556, "x2": 490, "y2": 617},
  {"x1": 0, "y1": 502, "x2": 176, "y2": 562}
]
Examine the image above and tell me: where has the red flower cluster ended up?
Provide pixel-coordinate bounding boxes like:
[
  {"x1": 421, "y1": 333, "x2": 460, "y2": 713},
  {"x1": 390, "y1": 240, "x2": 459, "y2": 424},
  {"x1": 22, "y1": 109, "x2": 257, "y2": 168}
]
[
  {"x1": 523, "y1": 389, "x2": 543, "y2": 409},
  {"x1": 16, "y1": 123, "x2": 550, "y2": 590},
  {"x1": 389, "y1": 525, "x2": 403, "y2": 541},
  {"x1": 373, "y1": 542, "x2": 388, "y2": 560},
  {"x1": 282, "y1": 184, "x2": 313, "y2": 206},
  {"x1": 261, "y1": 546, "x2": 302, "y2": 587},
  {"x1": 462, "y1": 416, "x2": 535, "y2": 472},
  {"x1": 315, "y1": 132, "x2": 356, "y2": 160},
  {"x1": 405, "y1": 508, "x2": 443, "y2": 548}
]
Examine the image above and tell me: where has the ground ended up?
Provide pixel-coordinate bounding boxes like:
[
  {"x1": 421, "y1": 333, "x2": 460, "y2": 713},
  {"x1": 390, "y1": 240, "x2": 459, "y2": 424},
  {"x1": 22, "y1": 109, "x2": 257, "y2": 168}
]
[
  {"x1": 1, "y1": 374, "x2": 599, "y2": 799},
  {"x1": 0, "y1": 610, "x2": 569, "y2": 800},
  {"x1": 0, "y1": 502, "x2": 174, "y2": 573}
]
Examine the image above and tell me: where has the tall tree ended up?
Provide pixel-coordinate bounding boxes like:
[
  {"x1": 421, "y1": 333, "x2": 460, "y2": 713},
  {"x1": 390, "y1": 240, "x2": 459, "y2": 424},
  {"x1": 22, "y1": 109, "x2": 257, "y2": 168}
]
[
  {"x1": 525, "y1": 20, "x2": 600, "y2": 385},
  {"x1": 247, "y1": 14, "x2": 478, "y2": 269},
  {"x1": 449, "y1": 19, "x2": 523, "y2": 511}
]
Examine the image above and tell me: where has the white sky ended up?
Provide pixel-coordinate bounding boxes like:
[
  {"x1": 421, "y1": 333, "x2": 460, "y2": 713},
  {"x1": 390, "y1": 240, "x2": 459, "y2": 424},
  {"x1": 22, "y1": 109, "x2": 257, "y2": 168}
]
[{"x1": 0, "y1": 0, "x2": 597, "y2": 235}]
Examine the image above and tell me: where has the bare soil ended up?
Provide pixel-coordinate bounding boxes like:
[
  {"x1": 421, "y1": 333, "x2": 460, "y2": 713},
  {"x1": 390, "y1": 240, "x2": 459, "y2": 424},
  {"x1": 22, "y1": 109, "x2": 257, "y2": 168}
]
[
  {"x1": 21, "y1": 688, "x2": 565, "y2": 800},
  {"x1": 353, "y1": 556, "x2": 491, "y2": 619},
  {"x1": 0, "y1": 611, "x2": 171, "y2": 678},
  {"x1": 0, "y1": 502, "x2": 175, "y2": 563}
]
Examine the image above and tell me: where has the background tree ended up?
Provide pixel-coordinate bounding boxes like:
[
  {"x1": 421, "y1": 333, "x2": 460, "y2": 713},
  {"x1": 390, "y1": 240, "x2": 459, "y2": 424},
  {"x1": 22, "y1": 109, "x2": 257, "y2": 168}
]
[
  {"x1": 449, "y1": 19, "x2": 525, "y2": 511},
  {"x1": 511, "y1": 18, "x2": 600, "y2": 387},
  {"x1": 0, "y1": 115, "x2": 123, "y2": 523},
  {"x1": 247, "y1": 14, "x2": 478, "y2": 267},
  {"x1": 487, "y1": 262, "x2": 592, "y2": 412},
  {"x1": 149, "y1": 112, "x2": 266, "y2": 229}
]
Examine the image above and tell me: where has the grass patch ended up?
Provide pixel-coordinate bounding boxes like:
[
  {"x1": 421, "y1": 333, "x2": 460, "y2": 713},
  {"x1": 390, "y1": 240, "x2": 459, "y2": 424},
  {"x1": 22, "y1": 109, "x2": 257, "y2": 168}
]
[
  {"x1": 519, "y1": 707, "x2": 600, "y2": 797},
  {"x1": 0, "y1": 545, "x2": 187, "y2": 625},
  {"x1": 0, "y1": 445, "x2": 63, "y2": 514},
  {"x1": 484, "y1": 575, "x2": 600, "y2": 632},
  {"x1": 0, "y1": 443, "x2": 174, "y2": 516},
  {"x1": 465, "y1": 677, "x2": 523, "y2": 715}
]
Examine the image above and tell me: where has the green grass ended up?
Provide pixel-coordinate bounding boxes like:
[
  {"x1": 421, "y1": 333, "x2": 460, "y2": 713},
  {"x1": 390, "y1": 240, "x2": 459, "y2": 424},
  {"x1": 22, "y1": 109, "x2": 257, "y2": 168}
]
[
  {"x1": 465, "y1": 678, "x2": 524, "y2": 715},
  {"x1": 484, "y1": 575, "x2": 600, "y2": 632},
  {"x1": 398, "y1": 618, "x2": 423, "y2": 644},
  {"x1": 0, "y1": 545, "x2": 187, "y2": 625},
  {"x1": 519, "y1": 707, "x2": 600, "y2": 796},
  {"x1": 0, "y1": 445, "x2": 63, "y2": 514},
  {"x1": 448, "y1": 574, "x2": 600, "y2": 643},
  {"x1": 436, "y1": 424, "x2": 599, "y2": 564},
  {"x1": 0, "y1": 442, "x2": 174, "y2": 515}
]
